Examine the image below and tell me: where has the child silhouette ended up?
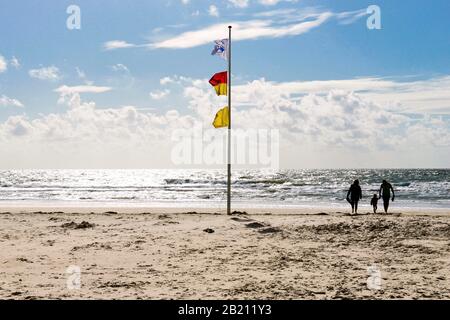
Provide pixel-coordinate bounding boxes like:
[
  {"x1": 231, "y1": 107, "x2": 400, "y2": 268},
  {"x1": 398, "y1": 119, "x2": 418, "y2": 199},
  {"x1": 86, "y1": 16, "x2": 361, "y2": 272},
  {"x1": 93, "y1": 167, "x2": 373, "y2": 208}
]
[{"x1": 370, "y1": 194, "x2": 379, "y2": 214}]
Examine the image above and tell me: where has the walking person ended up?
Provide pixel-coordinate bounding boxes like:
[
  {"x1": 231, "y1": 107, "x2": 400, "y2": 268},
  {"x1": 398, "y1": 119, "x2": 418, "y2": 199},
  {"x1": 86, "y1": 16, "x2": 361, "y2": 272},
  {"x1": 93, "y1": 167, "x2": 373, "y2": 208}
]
[
  {"x1": 346, "y1": 179, "x2": 362, "y2": 214},
  {"x1": 379, "y1": 180, "x2": 395, "y2": 213},
  {"x1": 370, "y1": 194, "x2": 379, "y2": 214}
]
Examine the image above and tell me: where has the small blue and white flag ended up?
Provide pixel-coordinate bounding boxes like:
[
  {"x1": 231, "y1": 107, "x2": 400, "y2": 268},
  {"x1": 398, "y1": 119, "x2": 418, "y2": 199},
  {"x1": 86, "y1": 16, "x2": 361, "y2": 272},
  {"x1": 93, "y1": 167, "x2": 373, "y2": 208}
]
[{"x1": 211, "y1": 39, "x2": 229, "y2": 61}]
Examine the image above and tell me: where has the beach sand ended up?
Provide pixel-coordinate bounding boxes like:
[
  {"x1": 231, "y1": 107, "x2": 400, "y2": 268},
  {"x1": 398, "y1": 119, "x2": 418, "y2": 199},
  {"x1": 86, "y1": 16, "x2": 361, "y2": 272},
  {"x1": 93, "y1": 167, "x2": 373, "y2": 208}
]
[{"x1": 1, "y1": 206, "x2": 449, "y2": 300}]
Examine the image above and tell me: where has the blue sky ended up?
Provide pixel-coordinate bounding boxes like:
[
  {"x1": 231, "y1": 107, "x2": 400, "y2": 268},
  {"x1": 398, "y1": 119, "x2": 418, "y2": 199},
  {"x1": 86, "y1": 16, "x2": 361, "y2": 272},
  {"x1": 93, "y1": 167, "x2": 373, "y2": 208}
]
[{"x1": 0, "y1": 0, "x2": 449, "y2": 168}]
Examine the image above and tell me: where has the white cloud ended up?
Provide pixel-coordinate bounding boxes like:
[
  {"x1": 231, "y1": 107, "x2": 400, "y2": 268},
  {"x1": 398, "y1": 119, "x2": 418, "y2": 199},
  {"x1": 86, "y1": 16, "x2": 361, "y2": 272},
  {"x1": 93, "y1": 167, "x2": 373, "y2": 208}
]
[
  {"x1": 152, "y1": 12, "x2": 331, "y2": 49},
  {"x1": 155, "y1": 75, "x2": 447, "y2": 114},
  {"x1": 179, "y1": 76, "x2": 450, "y2": 166},
  {"x1": 0, "y1": 75, "x2": 448, "y2": 168},
  {"x1": 252, "y1": 76, "x2": 450, "y2": 114},
  {"x1": 105, "y1": 8, "x2": 367, "y2": 51},
  {"x1": 227, "y1": 0, "x2": 298, "y2": 7},
  {"x1": 54, "y1": 85, "x2": 112, "y2": 107},
  {"x1": 150, "y1": 89, "x2": 170, "y2": 100},
  {"x1": 208, "y1": 5, "x2": 220, "y2": 17},
  {"x1": 0, "y1": 95, "x2": 24, "y2": 108},
  {"x1": 0, "y1": 55, "x2": 7, "y2": 73},
  {"x1": 228, "y1": 0, "x2": 249, "y2": 8},
  {"x1": 75, "y1": 67, "x2": 94, "y2": 85},
  {"x1": 160, "y1": 75, "x2": 203, "y2": 87},
  {"x1": 10, "y1": 56, "x2": 20, "y2": 69},
  {"x1": 0, "y1": 96, "x2": 196, "y2": 168},
  {"x1": 335, "y1": 9, "x2": 368, "y2": 25},
  {"x1": 160, "y1": 76, "x2": 175, "y2": 85},
  {"x1": 55, "y1": 85, "x2": 112, "y2": 95},
  {"x1": 76, "y1": 67, "x2": 86, "y2": 79},
  {"x1": 0, "y1": 55, "x2": 21, "y2": 70},
  {"x1": 258, "y1": 0, "x2": 299, "y2": 5},
  {"x1": 103, "y1": 40, "x2": 136, "y2": 50},
  {"x1": 2, "y1": 115, "x2": 33, "y2": 137},
  {"x1": 29, "y1": 66, "x2": 61, "y2": 81},
  {"x1": 259, "y1": 0, "x2": 280, "y2": 5},
  {"x1": 111, "y1": 63, "x2": 130, "y2": 73},
  {"x1": 181, "y1": 0, "x2": 190, "y2": 4},
  {"x1": 152, "y1": 27, "x2": 164, "y2": 34}
]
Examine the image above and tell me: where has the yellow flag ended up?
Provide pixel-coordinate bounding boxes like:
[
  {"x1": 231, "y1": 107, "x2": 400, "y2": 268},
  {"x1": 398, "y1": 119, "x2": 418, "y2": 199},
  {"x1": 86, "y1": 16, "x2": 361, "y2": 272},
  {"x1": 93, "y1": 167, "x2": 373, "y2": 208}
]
[{"x1": 213, "y1": 106, "x2": 229, "y2": 128}]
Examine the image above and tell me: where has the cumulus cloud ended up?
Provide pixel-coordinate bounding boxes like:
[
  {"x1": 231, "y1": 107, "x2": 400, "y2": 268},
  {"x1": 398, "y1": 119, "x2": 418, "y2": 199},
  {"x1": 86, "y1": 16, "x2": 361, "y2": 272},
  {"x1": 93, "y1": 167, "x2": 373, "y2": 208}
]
[
  {"x1": 29, "y1": 66, "x2": 61, "y2": 81},
  {"x1": 10, "y1": 56, "x2": 20, "y2": 69},
  {"x1": 0, "y1": 95, "x2": 24, "y2": 108},
  {"x1": 158, "y1": 74, "x2": 450, "y2": 114},
  {"x1": 232, "y1": 76, "x2": 450, "y2": 114},
  {"x1": 0, "y1": 94, "x2": 197, "y2": 168},
  {"x1": 208, "y1": 5, "x2": 220, "y2": 17},
  {"x1": 2, "y1": 115, "x2": 32, "y2": 136},
  {"x1": 160, "y1": 76, "x2": 175, "y2": 85},
  {"x1": 180, "y1": 76, "x2": 449, "y2": 168},
  {"x1": 0, "y1": 75, "x2": 448, "y2": 168},
  {"x1": 150, "y1": 89, "x2": 170, "y2": 100},
  {"x1": 182, "y1": 78, "x2": 400, "y2": 148},
  {"x1": 0, "y1": 55, "x2": 21, "y2": 71}
]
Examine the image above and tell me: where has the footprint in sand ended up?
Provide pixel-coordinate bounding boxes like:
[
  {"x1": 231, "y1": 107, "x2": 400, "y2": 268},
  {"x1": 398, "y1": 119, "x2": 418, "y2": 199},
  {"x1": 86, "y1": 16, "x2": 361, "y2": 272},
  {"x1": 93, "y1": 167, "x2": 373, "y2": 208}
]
[
  {"x1": 245, "y1": 222, "x2": 266, "y2": 229},
  {"x1": 231, "y1": 216, "x2": 283, "y2": 234},
  {"x1": 230, "y1": 217, "x2": 252, "y2": 222},
  {"x1": 258, "y1": 227, "x2": 282, "y2": 234}
]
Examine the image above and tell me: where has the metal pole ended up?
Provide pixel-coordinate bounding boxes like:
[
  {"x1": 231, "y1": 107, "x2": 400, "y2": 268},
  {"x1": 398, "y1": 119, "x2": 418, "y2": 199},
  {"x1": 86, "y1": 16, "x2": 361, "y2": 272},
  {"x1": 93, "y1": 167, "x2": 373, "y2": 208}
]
[{"x1": 227, "y1": 26, "x2": 232, "y2": 215}]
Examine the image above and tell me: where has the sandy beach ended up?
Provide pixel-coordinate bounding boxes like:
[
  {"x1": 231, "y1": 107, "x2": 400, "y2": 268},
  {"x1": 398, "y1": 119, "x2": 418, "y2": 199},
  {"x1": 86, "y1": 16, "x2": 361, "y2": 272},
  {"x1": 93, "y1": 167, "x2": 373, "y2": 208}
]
[{"x1": 1, "y1": 206, "x2": 449, "y2": 300}]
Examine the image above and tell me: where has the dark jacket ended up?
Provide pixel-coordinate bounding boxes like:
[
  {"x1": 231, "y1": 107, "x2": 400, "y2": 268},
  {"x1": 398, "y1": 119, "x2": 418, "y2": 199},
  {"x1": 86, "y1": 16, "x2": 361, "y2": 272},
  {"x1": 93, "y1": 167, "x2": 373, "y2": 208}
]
[{"x1": 347, "y1": 184, "x2": 362, "y2": 201}]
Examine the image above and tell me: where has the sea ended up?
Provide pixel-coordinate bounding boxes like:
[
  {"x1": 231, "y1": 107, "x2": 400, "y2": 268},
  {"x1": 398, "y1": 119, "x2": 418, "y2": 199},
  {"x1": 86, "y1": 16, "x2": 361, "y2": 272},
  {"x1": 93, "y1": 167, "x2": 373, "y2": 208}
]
[{"x1": 0, "y1": 169, "x2": 448, "y2": 210}]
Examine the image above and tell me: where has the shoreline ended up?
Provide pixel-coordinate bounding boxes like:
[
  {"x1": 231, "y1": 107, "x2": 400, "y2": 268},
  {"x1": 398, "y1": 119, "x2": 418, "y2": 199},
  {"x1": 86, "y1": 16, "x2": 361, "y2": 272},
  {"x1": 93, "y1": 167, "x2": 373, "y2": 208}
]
[{"x1": 0, "y1": 204, "x2": 448, "y2": 216}]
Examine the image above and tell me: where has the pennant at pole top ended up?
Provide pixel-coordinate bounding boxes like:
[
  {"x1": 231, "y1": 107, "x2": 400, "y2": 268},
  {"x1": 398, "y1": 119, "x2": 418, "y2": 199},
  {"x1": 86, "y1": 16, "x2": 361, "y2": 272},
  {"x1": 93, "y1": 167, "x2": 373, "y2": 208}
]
[{"x1": 211, "y1": 39, "x2": 229, "y2": 61}]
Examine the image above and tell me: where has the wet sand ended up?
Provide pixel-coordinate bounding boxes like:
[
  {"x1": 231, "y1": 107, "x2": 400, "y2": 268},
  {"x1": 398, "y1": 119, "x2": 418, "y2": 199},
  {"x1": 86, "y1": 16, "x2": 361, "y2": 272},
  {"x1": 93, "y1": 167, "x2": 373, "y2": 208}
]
[{"x1": 0, "y1": 207, "x2": 449, "y2": 299}]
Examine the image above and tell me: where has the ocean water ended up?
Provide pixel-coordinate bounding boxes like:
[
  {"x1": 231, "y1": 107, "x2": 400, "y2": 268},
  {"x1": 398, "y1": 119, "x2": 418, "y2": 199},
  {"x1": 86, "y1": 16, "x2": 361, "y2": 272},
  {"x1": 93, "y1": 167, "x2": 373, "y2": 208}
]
[{"x1": 0, "y1": 169, "x2": 448, "y2": 209}]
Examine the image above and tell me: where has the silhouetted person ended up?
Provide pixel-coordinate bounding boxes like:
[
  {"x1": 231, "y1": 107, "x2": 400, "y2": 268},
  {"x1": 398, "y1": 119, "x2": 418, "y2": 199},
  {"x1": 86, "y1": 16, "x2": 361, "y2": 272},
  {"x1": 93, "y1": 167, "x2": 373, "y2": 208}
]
[
  {"x1": 379, "y1": 180, "x2": 395, "y2": 213},
  {"x1": 370, "y1": 194, "x2": 379, "y2": 214},
  {"x1": 346, "y1": 179, "x2": 362, "y2": 214}
]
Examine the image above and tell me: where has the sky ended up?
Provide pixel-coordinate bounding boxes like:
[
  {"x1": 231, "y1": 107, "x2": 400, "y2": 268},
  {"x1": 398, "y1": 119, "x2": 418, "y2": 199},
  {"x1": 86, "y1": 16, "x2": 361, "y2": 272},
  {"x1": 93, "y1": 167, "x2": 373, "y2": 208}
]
[{"x1": 0, "y1": 0, "x2": 449, "y2": 169}]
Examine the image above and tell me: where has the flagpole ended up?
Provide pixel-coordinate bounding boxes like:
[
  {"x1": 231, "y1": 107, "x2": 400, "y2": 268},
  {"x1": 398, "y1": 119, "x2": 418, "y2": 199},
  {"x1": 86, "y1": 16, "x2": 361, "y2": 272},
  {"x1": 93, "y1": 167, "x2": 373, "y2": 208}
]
[{"x1": 227, "y1": 26, "x2": 232, "y2": 215}]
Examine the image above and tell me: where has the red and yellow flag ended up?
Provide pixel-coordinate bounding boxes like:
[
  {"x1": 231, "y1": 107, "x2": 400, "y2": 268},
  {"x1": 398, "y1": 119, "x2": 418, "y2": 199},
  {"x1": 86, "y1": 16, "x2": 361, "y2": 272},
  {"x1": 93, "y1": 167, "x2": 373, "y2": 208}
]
[{"x1": 209, "y1": 71, "x2": 227, "y2": 96}]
